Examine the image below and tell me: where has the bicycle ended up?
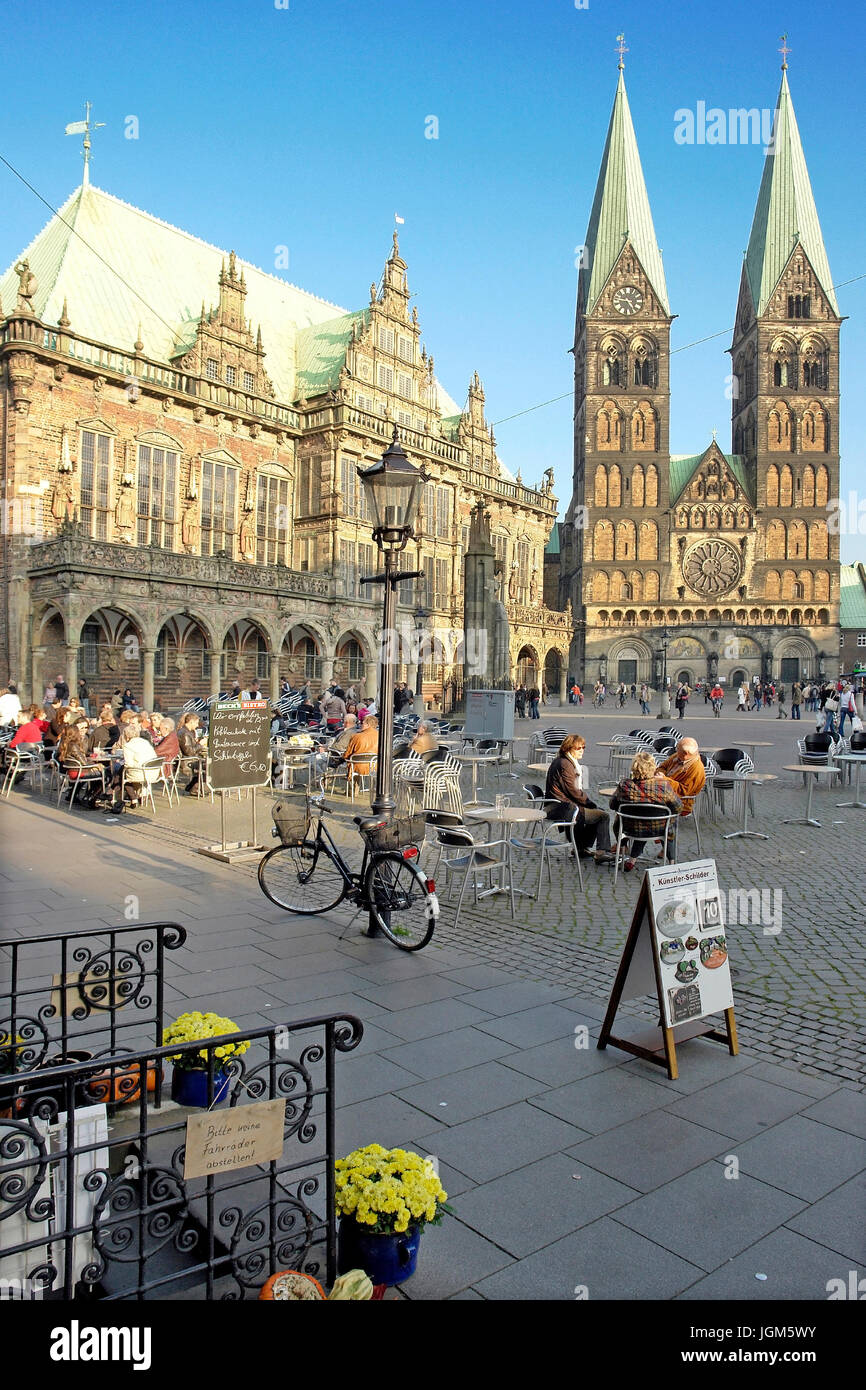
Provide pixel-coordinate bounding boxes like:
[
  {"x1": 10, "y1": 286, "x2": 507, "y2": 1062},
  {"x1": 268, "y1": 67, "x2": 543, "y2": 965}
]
[
  {"x1": 257, "y1": 791, "x2": 439, "y2": 951},
  {"x1": 712, "y1": 698, "x2": 723, "y2": 718}
]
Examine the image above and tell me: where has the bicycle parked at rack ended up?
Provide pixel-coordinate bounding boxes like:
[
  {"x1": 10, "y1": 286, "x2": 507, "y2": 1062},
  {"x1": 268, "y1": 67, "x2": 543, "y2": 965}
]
[{"x1": 257, "y1": 790, "x2": 438, "y2": 951}]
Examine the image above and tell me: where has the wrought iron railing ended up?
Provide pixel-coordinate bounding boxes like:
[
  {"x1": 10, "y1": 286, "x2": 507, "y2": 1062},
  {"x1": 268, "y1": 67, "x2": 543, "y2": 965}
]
[
  {"x1": 0, "y1": 1015, "x2": 363, "y2": 1299},
  {"x1": 0, "y1": 923, "x2": 187, "y2": 1108}
]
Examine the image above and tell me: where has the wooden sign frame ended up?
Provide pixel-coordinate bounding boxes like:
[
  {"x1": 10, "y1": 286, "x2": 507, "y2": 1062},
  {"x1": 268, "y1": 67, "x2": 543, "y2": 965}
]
[{"x1": 597, "y1": 872, "x2": 738, "y2": 1081}]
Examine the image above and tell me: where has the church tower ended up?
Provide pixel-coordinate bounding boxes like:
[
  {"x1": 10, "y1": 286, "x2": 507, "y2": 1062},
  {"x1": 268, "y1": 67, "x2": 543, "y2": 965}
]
[
  {"x1": 730, "y1": 57, "x2": 841, "y2": 681},
  {"x1": 562, "y1": 52, "x2": 673, "y2": 687}
]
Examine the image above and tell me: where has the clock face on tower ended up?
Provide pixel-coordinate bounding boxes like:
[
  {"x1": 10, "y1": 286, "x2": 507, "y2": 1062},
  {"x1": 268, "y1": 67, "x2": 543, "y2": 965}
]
[{"x1": 613, "y1": 285, "x2": 644, "y2": 315}]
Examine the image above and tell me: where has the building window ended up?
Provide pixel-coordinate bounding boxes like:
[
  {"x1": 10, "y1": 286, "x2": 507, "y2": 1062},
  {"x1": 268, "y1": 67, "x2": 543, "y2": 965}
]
[
  {"x1": 377, "y1": 327, "x2": 395, "y2": 353},
  {"x1": 296, "y1": 455, "x2": 322, "y2": 517},
  {"x1": 136, "y1": 444, "x2": 178, "y2": 548},
  {"x1": 294, "y1": 535, "x2": 315, "y2": 571},
  {"x1": 243, "y1": 371, "x2": 255, "y2": 393},
  {"x1": 356, "y1": 392, "x2": 374, "y2": 412},
  {"x1": 339, "y1": 539, "x2": 357, "y2": 596},
  {"x1": 397, "y1": 410, "x2": 412, "y2": 429},
  {"x1": 201, "y1": 458, "x2": 238, "y2": 556},
  {"x1": 436, "y1": 487, "x2": 451, "y2": 539},
  {"x1": 225, "y1": 365, "x2": 236, "y2": 386},
  {"x1": 787, "y1": 294, "x2": 811, "y2": 319},
  {"x1": 255, "y1": 632, "x2": 269, "y2": 680},
  {"x1": 516, "y1": 541, "x2": 531, "y2": 602},
  {"x1": 398, "y1": 373, "x2": 413, "y2": 399},
  {"x1": 858, "y1": 633, "x2": 866, "y2": 648},
  {"x1": 339, "y1": 639, "x2": 364, "y2": 682},
  {"x1": 154, "y1": 630, "x2": 167, "y2": 678},
  {"x1": 206, "y1": 359, "x2": 218, "y2": 380},
  {"x1": 256, "y1": 473, "x2": 291, "y2": 566},
  {"x1": 79, "y1": 430, "x2": 112, "y2": 539},
  {"x1": 358, "y1": 542, "x2": 374, "y2": 589},
  {"x1": 377, "y1": 364, "x2": 393, "y2": 391},
  {"x1": 398, "y1": 336, "x2": 413, "y2": 363}
]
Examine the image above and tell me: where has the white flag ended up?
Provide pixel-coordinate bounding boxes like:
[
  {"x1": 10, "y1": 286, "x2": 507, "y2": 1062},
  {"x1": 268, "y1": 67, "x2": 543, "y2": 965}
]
[
  {"x1": 65, "y1": 121, "x2": 87, "y2": 135},
  {"x1": 394, "y1": 214, "x2": 405, "y2": 224}
]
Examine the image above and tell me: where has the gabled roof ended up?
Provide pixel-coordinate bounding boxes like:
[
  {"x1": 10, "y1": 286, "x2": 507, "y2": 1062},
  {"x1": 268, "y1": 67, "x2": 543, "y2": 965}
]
[
  {"x1": 744, "y1": 72, "x2": 838, "y2": 316},
  {"x1": 295, "y1": 310, "x2": 368, "y2": 397},
  {"x1": 579, "y1": 71, "x2": 669, "y2": 316},
  {"x1": 840, "y1": 564, "x2": 866, "y2": 630},
  {"x1": 544, "y1": 522, "x2": 561, "y2": 557},
  {"x1": 669, "y1": 449, "x2": 753, "y2": 506}
]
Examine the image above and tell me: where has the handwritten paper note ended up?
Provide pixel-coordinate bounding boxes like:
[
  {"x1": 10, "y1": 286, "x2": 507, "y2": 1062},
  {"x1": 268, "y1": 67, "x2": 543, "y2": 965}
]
[{"x1": 183, "y1": 1098, "x2": 285, "y2": 1179}]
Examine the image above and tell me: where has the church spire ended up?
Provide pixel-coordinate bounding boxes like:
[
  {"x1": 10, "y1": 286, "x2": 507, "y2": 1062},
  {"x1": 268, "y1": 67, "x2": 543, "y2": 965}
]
[
  {"x1": 578, "y1": 61, "x2": 669, "y2": 317},
  {"x1": 744, "y1": 67, "x2": 838, "y2": 315}
]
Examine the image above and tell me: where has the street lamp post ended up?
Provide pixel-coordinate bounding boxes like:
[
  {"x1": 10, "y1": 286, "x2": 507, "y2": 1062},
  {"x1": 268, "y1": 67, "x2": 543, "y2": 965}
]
[
  {"x1": 657, "y1": 626, "x2": 671, "y2": 719},
  {"x1": 358, "y1": 427, "x2": 426, "y2": 823},
  {"x1": 413, "y1": 600, "x2": 429, "y2": 705}
]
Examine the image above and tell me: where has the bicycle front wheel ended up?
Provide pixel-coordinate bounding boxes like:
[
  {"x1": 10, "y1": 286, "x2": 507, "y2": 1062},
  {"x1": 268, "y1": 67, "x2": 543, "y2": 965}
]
[
  {"x1": 364, "y1": 852, "x2": 437, "y2": 951},
  {"x1": 258, "y1": 841, "x2": 347, "y2": 914}
]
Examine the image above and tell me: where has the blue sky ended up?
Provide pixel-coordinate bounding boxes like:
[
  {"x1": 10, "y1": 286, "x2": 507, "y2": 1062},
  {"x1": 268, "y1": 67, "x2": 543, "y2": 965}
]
[{"x1": 2, "y1": 0, "x2": 863, "y2": 561}]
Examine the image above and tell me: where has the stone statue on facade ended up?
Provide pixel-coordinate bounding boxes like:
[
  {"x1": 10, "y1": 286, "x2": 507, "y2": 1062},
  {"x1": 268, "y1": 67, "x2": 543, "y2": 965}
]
[
  {"x1": 114, "y1": 480, "x2": 135, "y2": 539},
  {"x1": 51, "y1": 469, "x2": 75, "y2": 523},
  {"x1": 14, "y1": 260, "x2": 37, "y2": 315},
  {"x1": 181, "y1": 498, "x2": 201, "y2": 552},
  {"x1": 239, "y1": 511, "x2": 256, "y2": 562},
  {"x1": 508, "y1": 565, "x2": 518, "y2": 601}
]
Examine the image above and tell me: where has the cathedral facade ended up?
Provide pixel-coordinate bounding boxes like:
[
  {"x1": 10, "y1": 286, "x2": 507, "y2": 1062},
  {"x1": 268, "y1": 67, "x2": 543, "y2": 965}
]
[
  {"x1": 557, "y1": 62, "x2": 842, "y2": 693},
  {"x1": 0, "y1": 182, "x2": 569, "y2": 711}
]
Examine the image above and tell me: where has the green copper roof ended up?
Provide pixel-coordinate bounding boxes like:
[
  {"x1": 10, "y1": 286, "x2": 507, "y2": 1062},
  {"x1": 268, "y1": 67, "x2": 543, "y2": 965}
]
[
  {"x1": 295, "y1": 310, "x2": 368, "y2": 397},
  {"x1": 744, "y1": 72, "x2": 838, "y2": 315},
  {"x1": 544, "y1": 522, "x2": 561, "y2": 556},
  {"x1": 579, "y1": 71, "x2": 669, "y2": 315},
  {"x1": 669, "y1": 450, "x2": 753, "y2": 506},
  {"x1": 840, "y1": 565, "x2": 866, "y2": 630}
]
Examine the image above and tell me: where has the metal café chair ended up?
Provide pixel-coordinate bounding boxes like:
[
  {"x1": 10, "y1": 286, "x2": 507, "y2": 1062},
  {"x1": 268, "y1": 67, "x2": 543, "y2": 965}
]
[
  {"x1": 433, "y1": 818, "x2": 514, "y2": 928},
  {"x1": 2, "y1": 746, "x2": 45, "y2": 798},
  {"x1": 531, "y1": 803, "x2": 585, "y2": 898},
  {"x1": 55, "y1": 758, "x2": 106, "y2": 811},
  {"x1": 612, "y1": 803, "x2": 676, "y2": 887}
]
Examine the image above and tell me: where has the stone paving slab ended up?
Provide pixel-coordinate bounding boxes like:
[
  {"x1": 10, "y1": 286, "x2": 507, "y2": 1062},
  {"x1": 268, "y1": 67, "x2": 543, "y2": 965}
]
[{"x1": 674, "y1": 1226, "x2": 855, "y2": 1301}]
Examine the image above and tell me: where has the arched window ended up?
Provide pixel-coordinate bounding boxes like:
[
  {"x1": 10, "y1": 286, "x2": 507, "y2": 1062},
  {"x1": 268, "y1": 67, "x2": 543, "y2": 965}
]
[
  {"x1": 765, "y1": 570, "x2": 781, "y2": 599},
  {"x1": 809, "y1": 520, "x2": 829, "y2": 559},
  {"x1": 592, "y1": 571, "x2": 609, "y2": 602},
  {"x1": 615, "y1": 520, "x2": 636, "y2": 560},
  {"x1": 788, "y1": 520, "x2": 807, "y2": 559},
  {"x1": 631, "y1": 465, "x2": 645, "y2": 507},
  {"x1": 594, "y1": 466, "x2": 608, "y2": 507},
  {"x1": 645, "y1": 465, "x2": 659, "y2": 507},
  {"x1": 815, "y1": 466, "x2": 830, "y2": 506},
  {"x1": 766, "y1": 465, "x2": 779, "y2": 507},
  {"x1": 766, "y1": 519, "x2": 786, "y2": 559},
  {"x1": 787, "y1": 294, "x2": 811, "y2": 319},
  {"x1": 609, "y1": 570, "x2": 626, "y2": 601},
  {"x1": 638, "y1": 520, "x2": 658, "y2": 560},
  {"x1": 801, "y1": 402, "x2": 829, "y2": 452},
  {"x1": 631, "y1": 401, "x2": 657, "y2": 452},
  {"x1": 802, "y1": 465, "x2": 815, "y2": 507},
  {"x1": 781, "y1": 570, "x2": 796, "y2": 600},
  {"x1": 768, "y1": 403, "x2": 793, "y2": 452},
  {"x1": 707, "y1": 508, "x2": 720, "y2": 529},
  {"x1": 692, "y1": 508, "x2": 706, "y2": 530},
  {"x1": 596, "y1": 401, "x2": 622, "y2": 451},
  {"x1": 779, "y1": 465, "x2": 793, "y2": 507},
  {"x1": 744, "y1": 349, "x2": 756, "y2": 400},
  {"x1": 608, "y1": 465, "x2": 622, "y2": 507},
  {"x1": 593, "y1": 519, "x2": 614, "y2": 561},
  {"x1": 645, "y1": 571, "x2": 660, "y2": 601}
]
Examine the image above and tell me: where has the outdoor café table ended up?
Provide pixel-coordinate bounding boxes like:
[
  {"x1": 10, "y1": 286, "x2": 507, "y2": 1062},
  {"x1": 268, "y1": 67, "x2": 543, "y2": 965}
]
[
  {"x1": 835, "y1": 753, "x2": 866, "y2": 810},
  {"x1": 458, "y1": 751, "x2": 499, "y2": 804},
  {"x1": 736, "y1": 740, "x2": 774, "y2": 766},
  {"x1": 780, "y1": 762, "x2": 840, "y2": 828},
  {"x1": 465, "y1": 805, "x2": 546, "y2": 905},
  {"x1": 723, "y1": 771, "x2": 778, "y2": 841}
]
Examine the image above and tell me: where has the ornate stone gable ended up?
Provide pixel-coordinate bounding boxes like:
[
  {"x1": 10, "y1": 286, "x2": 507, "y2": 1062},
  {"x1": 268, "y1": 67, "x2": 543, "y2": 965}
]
[
  {"x1": 591, "y1": 242, "x2": 670, "y2": 324},
  {"x1": 763, "y1": 244, "x2": 839, "y2": 324}
]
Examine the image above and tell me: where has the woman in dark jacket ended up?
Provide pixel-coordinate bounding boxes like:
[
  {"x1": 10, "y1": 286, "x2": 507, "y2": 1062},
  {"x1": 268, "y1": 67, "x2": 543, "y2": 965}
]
[{"x1": 177, "y1": 714, "x2": 205, "y2": 794}]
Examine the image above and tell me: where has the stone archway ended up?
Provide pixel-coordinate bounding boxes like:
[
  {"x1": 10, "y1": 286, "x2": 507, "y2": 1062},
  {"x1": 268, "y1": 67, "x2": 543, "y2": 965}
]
[
  {"x1": 78, "y1": 606, "x2": 145, "y2": 709},
  {"x1": 153, "y1": 613, "x2": 216, "y2": 710},
  {"x1": 543, "y1": 648, "x2": 564, "y2": 703},
  {"x1": 515, "y1": 645, "x2": 540, "y2": 689}
]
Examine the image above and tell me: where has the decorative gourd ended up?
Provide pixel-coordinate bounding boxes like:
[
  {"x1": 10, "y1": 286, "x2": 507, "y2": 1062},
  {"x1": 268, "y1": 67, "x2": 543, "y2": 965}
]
[
  {"x1": 258, "y1": 1270, "x2": 325, "y2": 1301},
  {"x1": 328, "y1": 1269, "x2": 374, "y2": 1301}
]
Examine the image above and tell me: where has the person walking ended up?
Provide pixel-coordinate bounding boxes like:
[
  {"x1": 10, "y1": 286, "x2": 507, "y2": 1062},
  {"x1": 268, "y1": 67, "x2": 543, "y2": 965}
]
[
  {"x1": 528, "y1": 685, "x2": 541, "y2": 719},
  {"x1": 639, "y1": 682, "x2": 651, "y2": 716},
  {"x1": 675, "y1": 682, "x2": 690, "y2": 720},
  {"x1": 838, "y1": 684, "x2": 857, "y2": 737},
  {"x1": 791, "y1": 681, "x2": 802, "y2": 720},
  {"x1": 776, "y1": 684, "x2": 788, "y2": 719}
]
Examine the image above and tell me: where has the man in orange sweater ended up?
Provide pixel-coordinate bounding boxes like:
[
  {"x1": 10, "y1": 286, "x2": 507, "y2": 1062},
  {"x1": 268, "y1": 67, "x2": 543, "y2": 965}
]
[
  {"x1": 657, "y1": 737, "x2": 705, "y2": 815},
  {"x1": 343, "y1": 715, "x2": 379, "y2": 788}
]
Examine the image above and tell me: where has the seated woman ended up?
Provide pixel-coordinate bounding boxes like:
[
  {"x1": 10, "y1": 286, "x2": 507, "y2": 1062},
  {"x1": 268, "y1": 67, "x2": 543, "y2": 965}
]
[
  {"x1": 58, "y1": 715, "x2": 105, "y2": 806},
  {"x1": 153, "y1": 716, "x2": 180, "y2": 770},
  {"x1": 610, "y1": 749, "x2": 683, "y2": 871},
  {"x1": 116, "y1": 724, "x2": 163, "y2": 808},
  {"x1": 177, "y1": 713, "x2": 206, "y2": 794},
  {"x1": 544, "y1": 734, "x2": 613, "y2": 860},
  {"x1": 410, "y1": 721, "x2": 437, "y2": 758}
]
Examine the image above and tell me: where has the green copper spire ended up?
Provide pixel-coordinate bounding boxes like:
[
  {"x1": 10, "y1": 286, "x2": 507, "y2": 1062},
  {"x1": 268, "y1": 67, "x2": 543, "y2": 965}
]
[
  {"x1": 744, "y1": 70, "x2": 838, "y2": 315},
  {"x1": 579, "y1": 68, "x2": 669, "y2": 316}
]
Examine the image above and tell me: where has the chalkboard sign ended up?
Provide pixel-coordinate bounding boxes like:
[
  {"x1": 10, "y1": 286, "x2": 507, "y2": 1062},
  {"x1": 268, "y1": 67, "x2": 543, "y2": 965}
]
[{"x1": 207, "y1": 700, "x2": 272, "y2": 791}]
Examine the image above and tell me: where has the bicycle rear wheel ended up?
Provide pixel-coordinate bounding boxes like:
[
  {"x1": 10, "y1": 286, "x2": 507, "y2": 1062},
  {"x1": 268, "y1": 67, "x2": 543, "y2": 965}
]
[
  {"x1": 364, "y1": 852, "x2": 437, "y2": 951},
  {"x1": 258, "y1": 841, "x2": 347, "y2": 914}
]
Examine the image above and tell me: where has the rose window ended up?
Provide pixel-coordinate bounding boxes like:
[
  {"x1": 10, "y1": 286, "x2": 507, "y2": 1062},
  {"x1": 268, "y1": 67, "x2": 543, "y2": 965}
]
[{"x1": 682, "y1": 539, "x2": 742, "y2": 596}]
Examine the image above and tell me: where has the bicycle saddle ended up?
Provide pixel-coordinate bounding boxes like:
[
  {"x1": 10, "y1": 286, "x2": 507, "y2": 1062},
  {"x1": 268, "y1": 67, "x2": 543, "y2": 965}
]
[{"x1": 354, "y1": 814, "x2": 388, "y2": 833}]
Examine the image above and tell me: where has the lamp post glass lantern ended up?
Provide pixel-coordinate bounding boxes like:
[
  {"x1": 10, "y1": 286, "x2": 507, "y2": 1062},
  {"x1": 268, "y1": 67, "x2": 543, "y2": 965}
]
[{"x1": 358, "y1": 429, "x2": 426, "y2": 825}]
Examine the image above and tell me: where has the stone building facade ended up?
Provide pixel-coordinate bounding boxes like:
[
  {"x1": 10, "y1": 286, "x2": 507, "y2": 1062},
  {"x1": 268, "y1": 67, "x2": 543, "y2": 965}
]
[
  {"x1": 557, "y1": 64, "x2": 842, "y2": 692},
  {"x1": 1, "y1": 183, "x2": 569, "y2": 709}
]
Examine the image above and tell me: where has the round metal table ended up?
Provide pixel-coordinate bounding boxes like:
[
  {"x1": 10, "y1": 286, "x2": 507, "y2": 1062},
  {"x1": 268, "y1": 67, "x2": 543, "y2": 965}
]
[
  {"x1": 781, "y1": 764, "x2": 838, "y2": 828},
  {"x1": 722, "y1": 772, "x2": 778, "y2": 840},
  {"x1": 835, "y1": 753, "x2": 866, "y2": 810}
]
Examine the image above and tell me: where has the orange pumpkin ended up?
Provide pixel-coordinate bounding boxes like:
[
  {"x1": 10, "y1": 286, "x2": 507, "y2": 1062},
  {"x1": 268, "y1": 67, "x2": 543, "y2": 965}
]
[{"x1": 259, "y1": 1270, "x2": 325, "y2": 1301}]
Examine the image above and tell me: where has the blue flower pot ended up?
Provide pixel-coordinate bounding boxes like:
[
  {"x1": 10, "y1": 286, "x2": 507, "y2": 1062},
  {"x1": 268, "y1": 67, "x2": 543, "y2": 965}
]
[
  {"x1": 337, "y1": 1217, "x2": 422, "y2": 1285},
  {"x1": 171, "y1": 1065, "x2": 229, "y2": 1108}
]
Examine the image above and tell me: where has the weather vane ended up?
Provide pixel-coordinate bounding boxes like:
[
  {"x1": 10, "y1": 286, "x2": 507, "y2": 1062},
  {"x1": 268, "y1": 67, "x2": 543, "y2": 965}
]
[
  {"x1": 779, "y1": 34, "x2": 791, "y2": 70},
  {"x1": 616, "y1": 33, "x2": 628, "y2": 70},
  {"x1": 64, "y1": 101, "x2": 105, "y2": 186}
]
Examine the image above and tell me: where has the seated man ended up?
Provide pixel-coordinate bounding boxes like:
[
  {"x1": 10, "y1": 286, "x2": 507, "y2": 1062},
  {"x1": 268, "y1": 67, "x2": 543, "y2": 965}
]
[
  {"x1": 545, "y1": 734, "x2": 613, "y2": 860},
  {"x1": 9, "y1": 705, "x2": 50, "y2": 751},
  {"x1": 657, "y1": 737, "x2": 705, "y2": 818},
  {"x1": 610, "y1": 749, "x2": 683, "y2": 870},
  {"x1": 87, "y1": 708, "x2": 120, "y2": 753},
  {"x1": 153, "y1": 716, "x2": 180, "y2": 769},
  {"x1": 343, "y1": 715, "x2": 378, "y2": 787},
  {"x1": 410, "y1": 721, "x2": 437, "y2": 758}
]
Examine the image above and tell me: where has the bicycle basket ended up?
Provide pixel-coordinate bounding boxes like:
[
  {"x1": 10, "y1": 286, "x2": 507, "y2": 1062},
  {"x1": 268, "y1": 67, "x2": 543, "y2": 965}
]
[
  {"x1": 271, "y1": 800, "x2": 310, "y2": 846},
  {"x1": 362, "y1": 813, "x2": 426, "y2": 852}
]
